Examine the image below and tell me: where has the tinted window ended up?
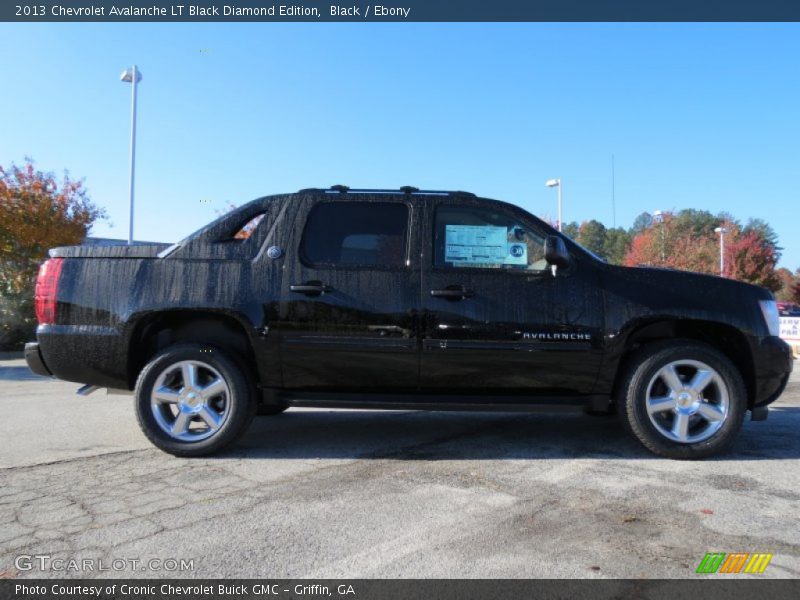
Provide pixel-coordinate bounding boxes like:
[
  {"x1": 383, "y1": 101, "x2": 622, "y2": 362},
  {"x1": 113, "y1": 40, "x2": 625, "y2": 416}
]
[
  {"x1": 434, "y1": 205, "x2": 546, "y2": 271},
  {"x1": 301, "y1": 202, "x2": 409, "y2": 267}
]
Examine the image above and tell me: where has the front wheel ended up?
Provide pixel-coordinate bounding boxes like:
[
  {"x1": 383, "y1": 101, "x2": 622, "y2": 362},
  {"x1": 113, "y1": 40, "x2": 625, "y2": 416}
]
[
  {"x1": 618, "y1": 340, "x2": 747, "y2": 459},
  {"x1": 134, "y1": 344, "x2": 256, "y2": 457}
]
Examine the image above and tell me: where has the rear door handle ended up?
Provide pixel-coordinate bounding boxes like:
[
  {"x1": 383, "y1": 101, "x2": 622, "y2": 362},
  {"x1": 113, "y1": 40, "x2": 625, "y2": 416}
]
[
  {"x1": 290, "y1": 281, "x2": 333, "y2": 296},
  {"x1": 430, "y1": 285, "x2": 474, "y2": 300}
]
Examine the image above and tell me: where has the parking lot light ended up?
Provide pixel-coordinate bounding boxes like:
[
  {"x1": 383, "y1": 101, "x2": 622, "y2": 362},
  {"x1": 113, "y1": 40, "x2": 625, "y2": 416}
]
[
  {"x1": 545, "y1": 178, "x2": 562, "y2": 231},
  {"x1": 715, "y1": 226, "x2": 728, "y2": 276},
  {"x1": 120, "y1": 65, "x2": 142, "y2": 245}
]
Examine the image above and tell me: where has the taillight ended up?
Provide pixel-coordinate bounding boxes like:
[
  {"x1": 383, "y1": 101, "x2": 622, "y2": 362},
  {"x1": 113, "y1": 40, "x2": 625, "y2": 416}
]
[{"x1": 34, "y1": 258, "x2": 64, "y2": 325}]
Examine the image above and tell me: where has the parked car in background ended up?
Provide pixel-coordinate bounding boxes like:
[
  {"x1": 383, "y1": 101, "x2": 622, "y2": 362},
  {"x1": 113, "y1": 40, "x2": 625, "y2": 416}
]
[
  {"x1": 25, "y1": 186, "x2": 793, "y2": 459},
  {"x1": 778, "y1": 302, "x2": 800, "y2": 317}
]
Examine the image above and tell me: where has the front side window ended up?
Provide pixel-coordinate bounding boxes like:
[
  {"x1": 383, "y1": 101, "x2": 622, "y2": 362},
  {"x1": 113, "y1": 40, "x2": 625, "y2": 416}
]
[
  {"x1": 434, "y1": 205, "x2": 546, "y2": 271},
  {"x1": 301, "y1": 201, "x2": 409, "y2": 267}
]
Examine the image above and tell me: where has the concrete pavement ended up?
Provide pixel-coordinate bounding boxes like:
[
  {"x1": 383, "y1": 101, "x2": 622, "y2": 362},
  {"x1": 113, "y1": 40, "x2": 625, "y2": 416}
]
[{"x1": 1, "y1": 357, "x2": 798, "y2": 579}]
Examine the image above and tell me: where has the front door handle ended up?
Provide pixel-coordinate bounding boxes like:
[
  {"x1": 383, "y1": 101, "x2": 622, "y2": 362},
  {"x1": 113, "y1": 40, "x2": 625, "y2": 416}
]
[
  {"x1": 430, "y1": 285, "x2": 474, "y2": 300},
  {"x1": 290, "y1": 281, "x2": 333, "y2": 296}
]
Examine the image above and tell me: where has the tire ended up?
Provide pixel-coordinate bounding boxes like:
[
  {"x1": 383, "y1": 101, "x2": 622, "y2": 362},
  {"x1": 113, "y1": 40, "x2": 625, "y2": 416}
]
[
  {"x1": 618, "y1": 340, "x2": 746, "y2": 459},
  {"x1": 134, "y1": 343, "x2": 257, "y2": 457}
]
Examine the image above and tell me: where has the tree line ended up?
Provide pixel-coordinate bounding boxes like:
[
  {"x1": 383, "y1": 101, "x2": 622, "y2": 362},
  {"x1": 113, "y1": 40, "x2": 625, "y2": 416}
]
[
  {"x1": 559, "y1": 210, "x2": 799, "y2": 302},
  {"x1": 2, "y1": 158, "x2": 799, "y2": 349}
]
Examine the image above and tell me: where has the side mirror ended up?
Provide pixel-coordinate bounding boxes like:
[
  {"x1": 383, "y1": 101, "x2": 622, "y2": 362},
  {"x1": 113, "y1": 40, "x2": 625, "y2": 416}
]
[{"x1": 544, "y1": 235, "x2": 570, "y2": 276}]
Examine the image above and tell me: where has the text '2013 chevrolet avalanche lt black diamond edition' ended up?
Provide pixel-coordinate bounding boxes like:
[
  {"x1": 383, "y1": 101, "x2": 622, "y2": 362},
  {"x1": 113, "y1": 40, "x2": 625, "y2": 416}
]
[{"x1": 25, "y1": 186, "x2": 793, "y2": 458}]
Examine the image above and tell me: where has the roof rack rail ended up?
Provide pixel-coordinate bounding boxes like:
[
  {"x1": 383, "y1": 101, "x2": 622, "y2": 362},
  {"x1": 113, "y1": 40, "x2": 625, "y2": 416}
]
[{"x1": 295, "y1": 185, "x2": 476, "y2": 197}]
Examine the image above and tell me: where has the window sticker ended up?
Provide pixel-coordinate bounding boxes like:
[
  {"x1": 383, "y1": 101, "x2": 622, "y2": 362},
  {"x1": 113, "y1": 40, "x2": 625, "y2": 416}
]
[
  {"x1": 506, "y1": 241, "x2": 528, "y2": 265},
  {"x1": 444, "y1": 225, "x2": 527, "y2": 266}
]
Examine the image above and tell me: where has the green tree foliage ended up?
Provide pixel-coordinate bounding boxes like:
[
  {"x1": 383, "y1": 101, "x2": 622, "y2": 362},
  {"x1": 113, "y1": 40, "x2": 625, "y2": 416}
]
[
  {"x1": 603, "y1": 227, "x2": 633, "y2": 265},
  {"x1": 561, "y1": 221, "x2": 580, "y2": 240},
  {"x1": 577, "y1": 220, "x2": 607, "y2": 257},
  {"x1": 560, "y1": 220, "x2": 631, "y2": 264},
  {"x1": 631, "y1": 212, "x2": 654, "y2": 234}
]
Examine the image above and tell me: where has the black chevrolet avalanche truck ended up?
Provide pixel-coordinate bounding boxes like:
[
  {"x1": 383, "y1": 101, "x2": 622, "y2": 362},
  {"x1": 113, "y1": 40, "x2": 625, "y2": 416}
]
[{"x1": 25, "y1": 186, "x2": 793, "y2": 458}]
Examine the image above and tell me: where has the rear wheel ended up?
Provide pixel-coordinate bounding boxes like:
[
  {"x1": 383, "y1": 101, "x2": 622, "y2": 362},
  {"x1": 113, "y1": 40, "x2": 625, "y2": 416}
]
[
  {"x1": 134, "y1": 344, "x2": 256, "y2": 457},
  {"x1": 618, "y1": 340, "x2": 746, "y2": 459}
]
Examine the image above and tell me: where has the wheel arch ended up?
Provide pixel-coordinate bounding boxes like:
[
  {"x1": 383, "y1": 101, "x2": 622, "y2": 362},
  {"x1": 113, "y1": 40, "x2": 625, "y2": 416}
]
[
  {"x1": 126, "y1": 309, "x2": 259, "y2": 390},
  {"x1": 611, "y1": 318, "x2": 755, "y2": 407}
]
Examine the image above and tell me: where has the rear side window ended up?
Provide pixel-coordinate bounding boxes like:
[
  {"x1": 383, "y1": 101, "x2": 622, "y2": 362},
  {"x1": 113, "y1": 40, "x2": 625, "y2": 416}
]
[
  {"x1": 300, "y1": 201, "x2": 409, "y2": 268},
  {"x1": 232, "y1": 213, "x2": 265, "y2": 240},
  {"x1": 434, "y1": 205, "x2": 546, "y2": 271}
]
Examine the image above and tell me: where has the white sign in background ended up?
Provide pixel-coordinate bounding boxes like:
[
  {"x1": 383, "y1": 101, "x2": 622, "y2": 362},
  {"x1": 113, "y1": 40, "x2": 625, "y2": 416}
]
[{"x1": 780, "y1": 317, "x2": 800, "y2": 342}]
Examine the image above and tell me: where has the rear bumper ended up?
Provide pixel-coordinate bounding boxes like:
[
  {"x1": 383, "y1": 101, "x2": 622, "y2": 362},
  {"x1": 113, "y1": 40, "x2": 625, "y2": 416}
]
[
  {"x1": 34, "y1": 324, "x2": 130, "y2": 388},
  {"x1": 24, "y1": 342, "x2": 52, "y2": 377},
  {"x1": 750, "y1": 336, "x2": 793, "y2": 407}
]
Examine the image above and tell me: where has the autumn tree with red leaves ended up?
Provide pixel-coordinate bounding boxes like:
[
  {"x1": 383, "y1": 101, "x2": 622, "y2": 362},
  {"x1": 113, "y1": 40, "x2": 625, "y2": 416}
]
[
  {"x1": 0, "y1": 159, "x2": 105, "y2": 348},
  {"x1": 726, "y1": 230, "x2": 781, "y2": 290},
  {"x1": 623, "y1": 209, "x2": 781, "y2": 291}
]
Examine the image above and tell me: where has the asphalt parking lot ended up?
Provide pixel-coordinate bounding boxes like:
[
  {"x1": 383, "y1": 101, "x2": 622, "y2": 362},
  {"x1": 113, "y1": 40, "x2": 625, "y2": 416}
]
[{"x1": 1, "y1": 356, "x2": 798, "y2": 579}]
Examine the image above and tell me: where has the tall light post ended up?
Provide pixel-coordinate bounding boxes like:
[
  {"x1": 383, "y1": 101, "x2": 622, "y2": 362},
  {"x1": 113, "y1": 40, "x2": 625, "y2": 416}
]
[
  {"x1": 714, "y1": 226, "x2": 728, "y2": 276},
  {"x1": 120, "y1": 65, "x2": 142, "y2": 245},
  {"x1": 545, "y1": 178, "x2": 562, "y2": 231},
  {"x1": 653, "y1": 210, "x2": 665, "y2": 263}
]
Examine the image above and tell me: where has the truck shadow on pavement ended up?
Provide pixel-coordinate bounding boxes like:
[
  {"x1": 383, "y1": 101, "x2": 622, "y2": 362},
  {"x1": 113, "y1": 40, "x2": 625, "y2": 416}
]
[
  {"x1": 227, "y1": 405, "x2": 800, "y2": 461},
  {"x1": 0, "y1": 365, "x2": 50, "y2": 382}
]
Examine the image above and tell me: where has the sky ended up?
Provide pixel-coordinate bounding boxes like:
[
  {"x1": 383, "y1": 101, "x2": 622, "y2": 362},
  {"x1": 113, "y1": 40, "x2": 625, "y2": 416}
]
[{"x1": 1, "y1": 23, "x2": 798, "y2": 267}]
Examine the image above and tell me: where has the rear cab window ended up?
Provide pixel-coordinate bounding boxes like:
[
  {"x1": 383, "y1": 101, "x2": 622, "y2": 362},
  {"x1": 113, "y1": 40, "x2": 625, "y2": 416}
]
[{"x1": 300, "y1": 201, "x2": 410, "y2": 268}]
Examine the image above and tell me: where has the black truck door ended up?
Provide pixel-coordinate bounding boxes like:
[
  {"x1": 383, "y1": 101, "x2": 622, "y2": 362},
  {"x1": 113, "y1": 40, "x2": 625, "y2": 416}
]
[
  {"x1": 277, "y1": 194, "x2": 421, "y2": 391},
  {"x1": 420, "y1": 196, "x2": 604, "y2": 395}
]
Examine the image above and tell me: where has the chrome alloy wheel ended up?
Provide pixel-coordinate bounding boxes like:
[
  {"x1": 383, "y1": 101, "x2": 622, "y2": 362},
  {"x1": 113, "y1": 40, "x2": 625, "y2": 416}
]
[
  {"x1": 149, "y1": 360, "x2": 231, "y2": 442},
  {"x1": 645, "y1": 359, "x2": 729, "y2": 444}
]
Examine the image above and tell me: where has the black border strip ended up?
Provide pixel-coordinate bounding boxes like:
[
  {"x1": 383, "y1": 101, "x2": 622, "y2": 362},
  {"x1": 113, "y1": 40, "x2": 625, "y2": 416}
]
[
  {"x1": 4, "y1": 1, "x2": 800, "y2": 22},
  {"x1": 3, "y1": 579, "x2": 800, "y2": 600}
]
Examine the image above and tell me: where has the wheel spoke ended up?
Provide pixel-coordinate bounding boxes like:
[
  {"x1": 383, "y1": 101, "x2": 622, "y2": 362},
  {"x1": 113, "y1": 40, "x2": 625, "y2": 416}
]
[
  {"x1": 153, "y1": 386, "x2": 181, "y2": 404},
  {"x1": 150, "y1": 359, "x2": 230, "y2": 442},
  {"x1": 671, "y1": 412, "x2": 690, "y2": 441},
  {"x1": 659, "y1": 364, "x2": 684, "y2": 394},
  {"x1": 697, "y1": 402, "x2": 725, "y2": 422},
  {"x1": 181, "y1": 363, "x2": 198, "y2": 389},
  {"x1": 198, "y1": 407, "x2": 222, "y2": 430},
  {"x1": 647, "y1": 395, "x2": 676, "y2": 415},
  {"x1": 200, "y1": 378, "x2": 226, "y2": 400},
  {"x1": 688, "y1": 369, "x2": 713, "y2": 394},
  {"x1": 171, "y1": 411, "x2": 192, "y2": 435}
]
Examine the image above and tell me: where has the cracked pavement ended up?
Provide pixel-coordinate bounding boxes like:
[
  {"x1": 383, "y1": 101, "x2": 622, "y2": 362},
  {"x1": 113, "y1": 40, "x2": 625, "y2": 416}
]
[{"x1": 1, "y1": 357, "x2": 798, "y2": 579}]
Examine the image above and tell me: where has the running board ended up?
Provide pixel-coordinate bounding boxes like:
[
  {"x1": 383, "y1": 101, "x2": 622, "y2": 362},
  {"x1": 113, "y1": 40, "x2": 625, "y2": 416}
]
[{"x1": 279, "y1": 391, "x2": 609, "y2": 413}]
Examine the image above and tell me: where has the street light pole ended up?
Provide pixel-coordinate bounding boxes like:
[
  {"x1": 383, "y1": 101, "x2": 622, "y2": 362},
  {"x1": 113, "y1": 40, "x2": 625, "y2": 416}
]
[
  {"x1": 714, "y1": 226, "x2": 728, "y2": 276},
  {"x1": 653, "y1": 210, "x2": 665, "y2": 264},
  {"x1": 545, "y1": 179, "x2": 562, "y2": 231},
  {"x1": 120, "y1": 65, "x2": 142, "y2": 245}
]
